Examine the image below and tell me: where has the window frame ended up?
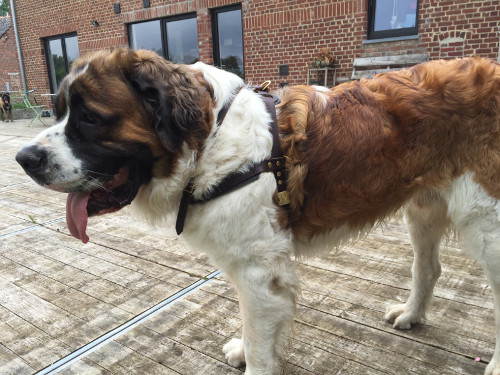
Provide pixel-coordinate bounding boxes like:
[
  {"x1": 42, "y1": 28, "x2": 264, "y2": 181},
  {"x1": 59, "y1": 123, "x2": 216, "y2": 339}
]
[
  {"x1": 43, "y1": 33, "x2": 79, "y2": 94},
  {"x1": 367, "y1": 0, "x2": 419, "y2": 40},
  {"x1": 127, "y1": 13, "x2": 199, "y2": 64},
  {"x1": 211, "y1": 4, "x2": 245, "y2": 79}
]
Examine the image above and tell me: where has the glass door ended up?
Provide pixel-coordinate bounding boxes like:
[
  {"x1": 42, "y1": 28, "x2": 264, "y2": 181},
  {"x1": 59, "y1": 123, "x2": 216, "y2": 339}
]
[{"x1": 212, "y1": 5, "x2": 244, "y2": 79}]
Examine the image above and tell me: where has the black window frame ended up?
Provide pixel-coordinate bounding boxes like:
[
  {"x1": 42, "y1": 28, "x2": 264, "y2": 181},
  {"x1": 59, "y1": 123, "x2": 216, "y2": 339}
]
[
  {"x1": 211, "y1": 4, "x2": 245, "y2": 79},
  {"x1": 367, "y1": 0, "x2": 419, "y2": 40},
  {"x1": 43, "y1": 33, "x2": 79, "y2": 94},
  {"x1": 127, "y1": 12, "x2": 199, "y2": 64}
]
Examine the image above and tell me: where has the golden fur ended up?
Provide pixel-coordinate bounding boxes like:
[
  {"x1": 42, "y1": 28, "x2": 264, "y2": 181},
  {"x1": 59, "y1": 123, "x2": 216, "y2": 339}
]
[{"x1": 280, "y1": 57, "x2": 500, "y2": 241}]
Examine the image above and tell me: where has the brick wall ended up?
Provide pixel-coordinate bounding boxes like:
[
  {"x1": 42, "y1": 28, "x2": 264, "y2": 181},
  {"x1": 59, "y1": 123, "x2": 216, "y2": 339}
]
[
  {"x1": 243, "y1": 0, "x2": 367, "y2": 86},
  {"x1": 422, "y1": 0, "x2": 500, "y2": 59},
  {"x1": 244, "y1": 0, "x2": 500, "y2": 86},
  {"x1": 0, "y1": 16, "x2": 21, "y2": 92},
  {"x1": 10, "y1": 0, "x2": 500, "y2": 106},
  {"x1": 12, "y1": 0, "x2": 130, "y2": 105},
  {"x1": 358, "y1": 1, "x2": 500, "y2": 65},
  {"x1": 12, "y1": 0, "x2": 238, "y2": 106}
]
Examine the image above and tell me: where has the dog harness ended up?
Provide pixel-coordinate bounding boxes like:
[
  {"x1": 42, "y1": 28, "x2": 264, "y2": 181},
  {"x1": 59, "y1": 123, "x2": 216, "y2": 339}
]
[{"x1": 175, "y1": 83, "x2": 290, "y2": 235}]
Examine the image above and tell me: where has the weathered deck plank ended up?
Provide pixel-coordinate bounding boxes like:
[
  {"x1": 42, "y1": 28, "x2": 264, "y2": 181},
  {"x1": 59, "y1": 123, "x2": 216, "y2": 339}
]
[
  {"x1": 0, "y1": 343, "x2": 35, "y2": 375},
  {"x1": 0, "y1": 119, "x2": 494, "y2": 374},
  {"x1": 0, "y1": 120, "x2": 221, "y2": 373}
]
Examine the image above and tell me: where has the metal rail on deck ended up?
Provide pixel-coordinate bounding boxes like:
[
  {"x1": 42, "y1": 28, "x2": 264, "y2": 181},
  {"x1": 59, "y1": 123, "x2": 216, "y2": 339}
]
[{"x1": 36, "y1": 269, "x2": 222, "y2": 374}]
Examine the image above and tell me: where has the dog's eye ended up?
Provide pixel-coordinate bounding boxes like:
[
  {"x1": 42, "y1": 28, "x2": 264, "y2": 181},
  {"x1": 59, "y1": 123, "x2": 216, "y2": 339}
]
[{"x1": 83, "y1": 113, "x2": 99, "y2": 125}]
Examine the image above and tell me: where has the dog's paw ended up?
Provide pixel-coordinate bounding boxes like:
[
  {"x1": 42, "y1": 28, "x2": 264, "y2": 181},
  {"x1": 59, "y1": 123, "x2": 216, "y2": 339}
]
[
  {"x1": 385, "y1": 303, "x2": 421, "y2": 330},
  {"x1": 223, "y1": 338, "x2": 246, "y2": 368},
  {"x1": 485, "y1": 358, "x2": 500, "y2": 375}
]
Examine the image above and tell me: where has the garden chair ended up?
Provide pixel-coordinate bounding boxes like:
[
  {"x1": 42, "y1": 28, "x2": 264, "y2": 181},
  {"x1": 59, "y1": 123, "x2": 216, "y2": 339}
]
[{"x1": 23, "y1": 89, "x2": 48, "y2": 127}]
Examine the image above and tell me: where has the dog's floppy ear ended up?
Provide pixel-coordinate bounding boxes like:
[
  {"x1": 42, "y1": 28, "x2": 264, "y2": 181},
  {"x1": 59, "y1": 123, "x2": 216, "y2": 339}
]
[{"x1": 124, "y1": 49, "x2": 210, "y2": 153}]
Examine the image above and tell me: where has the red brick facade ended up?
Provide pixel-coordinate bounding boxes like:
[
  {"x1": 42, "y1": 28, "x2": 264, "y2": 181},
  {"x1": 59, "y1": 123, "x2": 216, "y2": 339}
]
[
  {"x1": 9, "y1": 0, "x2": 500, "y2": 106},
  {"x1": 0, "y1": 16, "x2": 21, "y2": 92}
]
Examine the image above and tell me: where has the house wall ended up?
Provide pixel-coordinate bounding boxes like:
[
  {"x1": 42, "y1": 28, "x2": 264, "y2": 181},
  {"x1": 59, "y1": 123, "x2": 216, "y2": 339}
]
[
  {"x1": 0, "y1": 17, "x2": 21, "y2": 93},
  {"x1": 10, "y1": 0, "x2": 500, "y2": 107},
  {"x1": 243, "y1": 0, "x2": 500, "y2": 85},
  {"x1": 359, "y1": 0, "x2": 500, "y2": 63}
]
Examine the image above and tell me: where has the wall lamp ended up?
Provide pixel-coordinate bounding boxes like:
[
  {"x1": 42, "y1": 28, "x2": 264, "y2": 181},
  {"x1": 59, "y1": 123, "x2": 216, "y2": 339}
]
[{"x1": 91, "y1": 20, "x2": 99, "y2": 27}]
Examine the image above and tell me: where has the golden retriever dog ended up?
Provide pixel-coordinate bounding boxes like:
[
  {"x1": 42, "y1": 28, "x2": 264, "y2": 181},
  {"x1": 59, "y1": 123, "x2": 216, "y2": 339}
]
[{"x1": 16, "y1": 49, "x2": 500, "y2": 374}]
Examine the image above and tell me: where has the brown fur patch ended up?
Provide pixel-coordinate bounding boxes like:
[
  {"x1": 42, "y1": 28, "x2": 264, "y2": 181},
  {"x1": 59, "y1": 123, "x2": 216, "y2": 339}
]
[
  {"x1": 60, "y1": 49, "x2": 214, "y2": 179},
  {"x1": 278, "y1": 57, "x2": 500, "y2": 241}
]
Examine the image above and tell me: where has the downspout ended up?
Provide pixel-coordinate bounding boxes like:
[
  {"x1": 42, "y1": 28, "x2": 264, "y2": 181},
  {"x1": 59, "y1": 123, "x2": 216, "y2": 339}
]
[{"x1": 9, "y1": 0, "x2": 27, "y2": 93}]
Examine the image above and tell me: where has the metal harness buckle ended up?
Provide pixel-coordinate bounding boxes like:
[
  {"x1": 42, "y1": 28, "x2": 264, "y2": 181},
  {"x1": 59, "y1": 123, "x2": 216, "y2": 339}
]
[{"x1": 277, "y1": 191, "x2": 291, "y2": 206}]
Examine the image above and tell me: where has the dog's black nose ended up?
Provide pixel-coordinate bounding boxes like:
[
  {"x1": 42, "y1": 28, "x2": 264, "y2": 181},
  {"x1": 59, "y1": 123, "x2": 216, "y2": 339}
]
[{"x1": 16, "y1": 145, "x2": 48, "y2": 175}]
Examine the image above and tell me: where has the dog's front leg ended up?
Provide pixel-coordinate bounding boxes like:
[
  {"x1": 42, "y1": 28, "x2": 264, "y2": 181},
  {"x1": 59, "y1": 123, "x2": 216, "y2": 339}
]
[{"x1": 222, "y1": 252, "x2": 298, "y2": 375}]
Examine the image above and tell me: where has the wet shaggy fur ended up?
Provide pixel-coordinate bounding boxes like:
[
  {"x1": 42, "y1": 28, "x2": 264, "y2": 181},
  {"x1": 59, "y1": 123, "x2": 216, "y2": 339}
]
[{"x1": 15, "y1": 49, "x2": 500, "y2": 375}]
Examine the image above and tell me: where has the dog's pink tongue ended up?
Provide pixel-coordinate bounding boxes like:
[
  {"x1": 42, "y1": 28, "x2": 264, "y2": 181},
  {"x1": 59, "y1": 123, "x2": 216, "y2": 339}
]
[{"x1": 66, "y1": 192, "x2": 90, "y2": 244}]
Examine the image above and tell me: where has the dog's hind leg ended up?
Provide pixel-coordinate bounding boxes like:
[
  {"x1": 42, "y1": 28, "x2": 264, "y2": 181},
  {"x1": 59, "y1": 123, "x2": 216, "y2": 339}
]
[
  {"x1": 222, "y1": 243, "x2": 298, "y2": 375},
  {"x1": 385, "y1": 190, "x2": 449, "y2": 329},
  {"x1": 446, "y1": 174, "x2": 500, "y2": 375}
]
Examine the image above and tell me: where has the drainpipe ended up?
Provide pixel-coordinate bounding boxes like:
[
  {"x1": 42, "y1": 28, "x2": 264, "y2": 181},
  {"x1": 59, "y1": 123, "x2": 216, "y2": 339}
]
[{"x1": 9, "y1": 0, "x2": 27, "y2": 93}]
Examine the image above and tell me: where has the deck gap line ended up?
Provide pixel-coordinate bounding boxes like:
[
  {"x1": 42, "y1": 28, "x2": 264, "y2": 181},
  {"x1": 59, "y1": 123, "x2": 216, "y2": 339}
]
[
  {"x1": 0, "y1": 217, "x2": 65, "y2": 240},
  {"x1": 35, "y1": 269, "x2": 222, "y2": 375}
]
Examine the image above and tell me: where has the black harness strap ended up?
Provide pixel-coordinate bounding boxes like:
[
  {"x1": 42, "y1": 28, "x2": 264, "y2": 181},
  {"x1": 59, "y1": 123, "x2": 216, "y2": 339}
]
[
  {"x1": 175, "y1": 86, "x2": 289, "y2": 235},
  {"x1": 216, "y1": 87, "x2": 242, "y2": 126}
]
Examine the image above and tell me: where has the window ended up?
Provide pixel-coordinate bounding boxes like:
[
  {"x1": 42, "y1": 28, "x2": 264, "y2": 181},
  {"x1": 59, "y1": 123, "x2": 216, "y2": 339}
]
[
  {"x1": 129, "y1": 20, "x2": 163, "y2": 56},
  {"x1": 212, "y1": 5, "x2": 244, "y2": 79},
  {"x1": 129, "y1": 14, "x2": 199, "y2": 64},
  {"x1": 367, "y1": 0, "x2": 419, "y2": 40},
  {"x1": 166, "y1": 17, "x2": 199, "y2": 64},
  {"x1": 44, "y1": 34, "x2": 80, "y2": 93}
]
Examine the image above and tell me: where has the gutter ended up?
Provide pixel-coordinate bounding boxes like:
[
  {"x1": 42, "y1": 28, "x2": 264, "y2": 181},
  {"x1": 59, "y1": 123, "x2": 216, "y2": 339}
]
[{"x1": 9, "y1": 0, "x2": 27, "y2": 93}]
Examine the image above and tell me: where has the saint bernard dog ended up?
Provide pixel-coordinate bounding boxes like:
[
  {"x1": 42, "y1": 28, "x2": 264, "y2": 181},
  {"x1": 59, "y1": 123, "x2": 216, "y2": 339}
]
[{"x1": 16, "y1": 48, "x2": 500, "y2": 375}]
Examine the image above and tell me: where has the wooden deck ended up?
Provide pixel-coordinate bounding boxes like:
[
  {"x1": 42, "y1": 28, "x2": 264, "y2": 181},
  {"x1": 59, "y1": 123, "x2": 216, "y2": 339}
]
[{"x1": 0, "y1": 119, "x2": 495, "y2": 375}]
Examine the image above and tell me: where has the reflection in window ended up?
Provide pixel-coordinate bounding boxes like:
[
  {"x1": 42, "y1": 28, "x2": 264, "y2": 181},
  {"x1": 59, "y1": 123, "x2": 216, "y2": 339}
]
[
  {"x1": 368, "y1": 0, "x2": 419, "y2": 40},
  {"x1": 166, "y1": 18, "x2": 199, "y2": 64},
  {"x1": 213, "y1": 6, "x2": 244, "y2": 79},
  {"x1": 48, "y1": 39, "x2": 64, "y2": 92},
  {"x1": 129, "y1": 15, "x2": 199, "y2": 64},
  {"x1": 45, "y1": 34, "x2": 80, "y2": 93},
  {"x1": 129, "y1": 20, "x2": 163, "y2": 56},
  {"x1": 65, "y1": 36, "x2": 80, "y2": 66}
]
